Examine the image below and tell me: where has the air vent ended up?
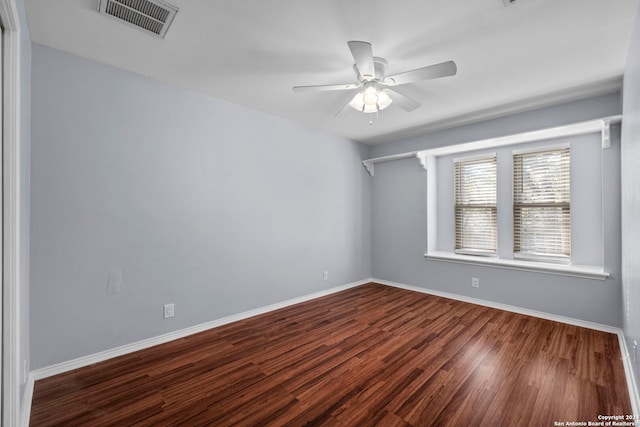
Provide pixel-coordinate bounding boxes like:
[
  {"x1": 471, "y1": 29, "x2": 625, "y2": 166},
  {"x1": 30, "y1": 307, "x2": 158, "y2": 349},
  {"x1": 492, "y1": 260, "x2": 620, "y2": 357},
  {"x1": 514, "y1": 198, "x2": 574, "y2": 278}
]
[{"x1": 98, "y1": 0, "x2": 178, "y2": 38}]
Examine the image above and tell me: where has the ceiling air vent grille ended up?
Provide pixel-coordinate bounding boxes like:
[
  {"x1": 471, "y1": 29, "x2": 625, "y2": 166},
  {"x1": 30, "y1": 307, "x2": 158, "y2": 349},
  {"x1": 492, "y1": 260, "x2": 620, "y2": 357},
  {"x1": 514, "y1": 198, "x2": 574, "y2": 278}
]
[{"x1": 98, "y1": 0, "x2": 178, "y2": 38}]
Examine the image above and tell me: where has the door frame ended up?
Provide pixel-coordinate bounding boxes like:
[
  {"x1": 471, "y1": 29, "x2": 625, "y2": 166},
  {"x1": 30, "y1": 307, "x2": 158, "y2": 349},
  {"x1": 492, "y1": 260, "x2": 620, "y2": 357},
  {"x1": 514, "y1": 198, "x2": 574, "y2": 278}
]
[{"x1": 0, "y1": 0, "x2": 22, "y2": 425}]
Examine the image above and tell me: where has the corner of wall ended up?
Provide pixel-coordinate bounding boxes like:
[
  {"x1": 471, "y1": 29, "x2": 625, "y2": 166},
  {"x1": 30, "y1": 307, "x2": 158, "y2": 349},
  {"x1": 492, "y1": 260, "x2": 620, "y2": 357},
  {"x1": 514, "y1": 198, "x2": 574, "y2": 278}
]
[{"x1": 621, "y1": 0, "x2": 640, "y2": 415}]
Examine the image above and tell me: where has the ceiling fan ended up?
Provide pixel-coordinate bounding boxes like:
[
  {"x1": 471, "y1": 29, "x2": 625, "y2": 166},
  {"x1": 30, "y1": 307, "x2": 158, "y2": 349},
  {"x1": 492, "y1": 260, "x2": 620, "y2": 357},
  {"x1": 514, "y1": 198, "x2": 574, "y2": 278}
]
[{"x1": 293, "y1": 41, "x2": 457, "y2": 116}]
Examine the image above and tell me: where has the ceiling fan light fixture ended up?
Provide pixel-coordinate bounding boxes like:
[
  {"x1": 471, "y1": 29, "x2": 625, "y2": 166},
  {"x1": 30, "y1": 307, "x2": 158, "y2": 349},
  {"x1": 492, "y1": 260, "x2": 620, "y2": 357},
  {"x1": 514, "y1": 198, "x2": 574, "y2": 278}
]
[
  {"x1": 376, "y1": 90, "x2": 392, "y2": 110},
  {"x1": 349, "y1": 85, "x2": 392, "y2": 114},
  {"x1": 363, "y1": 86, "x2": 379, "y2": 106}
]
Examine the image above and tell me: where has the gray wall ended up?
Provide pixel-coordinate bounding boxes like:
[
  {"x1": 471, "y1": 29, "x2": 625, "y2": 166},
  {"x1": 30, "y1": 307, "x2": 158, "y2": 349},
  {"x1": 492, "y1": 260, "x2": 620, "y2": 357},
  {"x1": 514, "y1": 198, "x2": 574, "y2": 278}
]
[
  {"x1": 370, "y1": 93, "x2": 623, "y2": 326},
  {"x1": 29, "y1": 44, "x2": 371, "y2": 369},
  {"x1": 622, "y1": 3, "x2": 640, "y2": 394}
]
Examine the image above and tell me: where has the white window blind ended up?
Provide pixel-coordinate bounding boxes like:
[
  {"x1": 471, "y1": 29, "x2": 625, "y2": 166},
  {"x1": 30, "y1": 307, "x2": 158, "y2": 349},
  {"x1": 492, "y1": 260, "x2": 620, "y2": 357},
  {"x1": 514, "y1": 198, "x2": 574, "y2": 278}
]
[
  {"x1": 454, "y1": 156, "x2": 497, "y2": 255},
  {"x1": 513, "y1": 147, "x2": 570, "y2": 262}
]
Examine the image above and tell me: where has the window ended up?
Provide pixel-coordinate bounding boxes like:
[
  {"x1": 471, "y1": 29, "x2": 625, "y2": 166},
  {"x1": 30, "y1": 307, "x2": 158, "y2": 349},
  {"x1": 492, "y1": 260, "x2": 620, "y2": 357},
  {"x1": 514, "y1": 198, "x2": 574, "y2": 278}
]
[
  {"x1": 454, "y1": 156, "x2": 497, "y2": 255},
  {"x1": 422, "y1": 120, "x2": 608, "y2": 279},
  {"x1": 513, "y1": 147, "x2": 570, "y2": 263}
]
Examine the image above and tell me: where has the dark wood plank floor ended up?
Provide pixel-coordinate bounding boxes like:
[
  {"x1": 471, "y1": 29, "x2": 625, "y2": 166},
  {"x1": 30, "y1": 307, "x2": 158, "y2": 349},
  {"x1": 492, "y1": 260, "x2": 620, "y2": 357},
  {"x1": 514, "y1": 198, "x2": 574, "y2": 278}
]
[{"x1": 30, "y1": 283, "x2": 631, "y2": 426}]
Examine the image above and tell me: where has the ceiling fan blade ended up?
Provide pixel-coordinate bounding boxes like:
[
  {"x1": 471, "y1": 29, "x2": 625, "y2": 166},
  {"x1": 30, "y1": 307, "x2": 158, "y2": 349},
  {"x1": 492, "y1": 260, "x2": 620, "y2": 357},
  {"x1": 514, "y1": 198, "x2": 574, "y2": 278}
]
[
  {"x1": 293, "y1": 83, "x2": 359, "y2": 93},
  {"x1": 335, "y1": 94, "x2": 353, "y2": 117},
  {"x1": 348, "y1": 41, "x2": 376, "y2": 80},
  {"x1": 387, "y1": 89, "x2": 421, "y2": 112},
  {"x1": 385, "y1": 60, "x2": 457, "y2": 86}
]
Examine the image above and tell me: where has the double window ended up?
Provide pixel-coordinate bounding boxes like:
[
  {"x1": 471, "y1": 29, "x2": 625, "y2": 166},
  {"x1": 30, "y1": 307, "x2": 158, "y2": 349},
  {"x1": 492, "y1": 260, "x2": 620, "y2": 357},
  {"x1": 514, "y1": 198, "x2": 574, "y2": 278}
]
[{"x1": 454, "y1": 147, "x2": 571, "y2": 263}]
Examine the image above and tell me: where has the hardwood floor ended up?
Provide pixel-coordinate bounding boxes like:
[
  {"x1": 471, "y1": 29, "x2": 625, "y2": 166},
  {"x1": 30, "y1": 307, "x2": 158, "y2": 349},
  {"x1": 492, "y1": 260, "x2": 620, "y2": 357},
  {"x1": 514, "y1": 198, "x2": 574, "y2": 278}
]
[{"x1": 30, "y1": 283, "x2": 631, "y2": 426}]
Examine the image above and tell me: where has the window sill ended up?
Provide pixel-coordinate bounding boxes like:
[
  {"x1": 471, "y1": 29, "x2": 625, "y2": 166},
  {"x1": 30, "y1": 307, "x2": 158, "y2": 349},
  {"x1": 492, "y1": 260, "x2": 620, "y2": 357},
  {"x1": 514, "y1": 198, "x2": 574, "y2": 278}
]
[{"x1": 424, "y1": 251, "x2": 609, "y2": 280}]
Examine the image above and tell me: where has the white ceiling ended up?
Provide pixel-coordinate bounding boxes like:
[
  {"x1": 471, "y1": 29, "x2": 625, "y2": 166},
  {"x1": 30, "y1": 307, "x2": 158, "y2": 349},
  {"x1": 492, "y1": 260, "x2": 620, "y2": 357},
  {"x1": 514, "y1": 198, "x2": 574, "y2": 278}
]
[{"x1": 24, "y1": 0, "x2": 638, "y2": 145}]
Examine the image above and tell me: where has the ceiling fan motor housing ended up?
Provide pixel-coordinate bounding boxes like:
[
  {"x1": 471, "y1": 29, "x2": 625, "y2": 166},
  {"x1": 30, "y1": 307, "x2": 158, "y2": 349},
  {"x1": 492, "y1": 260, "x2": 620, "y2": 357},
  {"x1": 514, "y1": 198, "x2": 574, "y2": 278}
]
[{"x1": 355, "y1": 57, "x2": 388, "y2": 82}]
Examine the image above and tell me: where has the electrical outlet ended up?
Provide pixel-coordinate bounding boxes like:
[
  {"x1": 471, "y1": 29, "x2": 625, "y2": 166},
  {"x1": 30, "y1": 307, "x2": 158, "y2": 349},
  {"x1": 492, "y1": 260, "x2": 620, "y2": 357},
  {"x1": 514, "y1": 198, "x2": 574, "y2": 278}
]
[
  {"x1": 163, "y1": 303, "x2": 175, "y2": 319},
  {"x1": 471, "y1": 277, "x2": 480, "y2": 288},
  {"x1": 323, "y1": 271, "x2": 329, "y2": 281}
]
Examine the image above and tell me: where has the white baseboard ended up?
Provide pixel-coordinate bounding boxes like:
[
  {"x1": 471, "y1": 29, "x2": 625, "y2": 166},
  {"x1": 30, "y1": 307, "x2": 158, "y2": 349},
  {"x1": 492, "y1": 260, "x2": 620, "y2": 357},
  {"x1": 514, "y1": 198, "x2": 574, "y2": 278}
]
[
  {"x1": 20, "y1": 375, "x2": 34, "y2": 427},
  {"x1": 374, "y1": 277, "x2": 640, "y2": 415},
  {"x1": 618, "y1": 333, "x2": 640, "y2": 417},
  {"x1": 30, "y1": 278, "x2": 371, "y2": 382},
  {"x1": 22, "y1": 277, "x2": 640, "y2": 423},
  {"x1": 373, "y1": 278, "x2": 620, "y2": 333}
]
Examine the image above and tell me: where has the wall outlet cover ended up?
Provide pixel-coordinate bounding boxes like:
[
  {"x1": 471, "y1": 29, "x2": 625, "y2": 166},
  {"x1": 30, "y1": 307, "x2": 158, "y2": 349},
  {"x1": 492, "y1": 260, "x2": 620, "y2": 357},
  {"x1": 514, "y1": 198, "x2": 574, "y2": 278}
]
[{"x1": 163, "y1": 303, "x2": 175, "y2": 318}]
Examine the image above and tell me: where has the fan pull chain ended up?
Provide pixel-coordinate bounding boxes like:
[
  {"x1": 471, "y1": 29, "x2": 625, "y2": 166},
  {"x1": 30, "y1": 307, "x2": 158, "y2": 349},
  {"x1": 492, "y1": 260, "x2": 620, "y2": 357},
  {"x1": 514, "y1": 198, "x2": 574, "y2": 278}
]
[{"x1": 369, "y1": 106, "x2": 381, "y2": 126}]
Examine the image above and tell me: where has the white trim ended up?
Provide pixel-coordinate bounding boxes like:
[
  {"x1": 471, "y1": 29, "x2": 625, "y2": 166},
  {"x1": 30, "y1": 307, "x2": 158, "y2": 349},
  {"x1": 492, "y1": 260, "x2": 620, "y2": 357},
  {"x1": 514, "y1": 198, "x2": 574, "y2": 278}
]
[
  {"x1": 362, "y1": 152, "x2": 417, "y2": 176},
  {"x1": 421, "y1": 115, "x2": 620, "y2": 158},
  {"x1": 425, "y1": 251, "x2": 608, "y2": 280},
  {"x1": 20, "y1": 373, "x2": 34, "y2": 427},
  {"x1": 362, "y1": 159, "x2": 375, "y2": 176},
  {"x1": 426, "y1": 154, "x2": 438, "y2": 251},
  {"x1": 0, "y1": 0, "x2": 20, "y2": 29},
  {"x1": 415, "y1": 151, "x2": 428, "y2": 170},
  {"x1": 452, "y1": 152, "x2": 497, "y2": 164},
  {"x1": 374, "y1": 278, "x2": 618, "y2": 332},
  {"x1": 602, "y1": 119, "x2": 612, "y2": 149},
  {"x1": 362, "y1": 115, "x2": 622, "y2": 174},
  {"x1": 0, "y1": 1, "x2": 22, "y2": 426},
  {"x1": 362, "y1": 153, "x2": 418, "y2": 176},
  {"x1": 619, "y1": 334, "x2": 640, "y2": 417},
  {"x1": 511, "y1": 141, "x2": 570, "y2": 155},
  {"x1": 29, "y1": 279, "x2": 370, "y2": 381}
]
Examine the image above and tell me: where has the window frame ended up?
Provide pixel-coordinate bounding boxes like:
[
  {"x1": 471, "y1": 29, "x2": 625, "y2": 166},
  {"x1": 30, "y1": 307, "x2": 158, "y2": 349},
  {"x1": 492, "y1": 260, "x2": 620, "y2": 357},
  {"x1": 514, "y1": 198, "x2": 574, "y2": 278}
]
[
  {"x1": 386, "y1": 116, "x2": 620, "y2": 280},
  {"x1": 426, "y1": 139, "x2": 607, "y2": 279}
]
